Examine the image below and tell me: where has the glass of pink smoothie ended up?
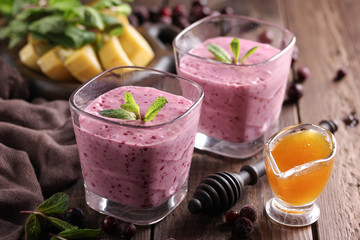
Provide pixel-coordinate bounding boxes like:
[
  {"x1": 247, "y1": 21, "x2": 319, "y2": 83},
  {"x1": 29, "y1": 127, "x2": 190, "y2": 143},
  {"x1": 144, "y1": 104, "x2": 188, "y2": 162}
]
[
  {"x1": 174, "y1": 15, "x2": 296, "y2": 159},
  {"x1": 70, "y1": 66, "x2": 203, "y2": 225}
]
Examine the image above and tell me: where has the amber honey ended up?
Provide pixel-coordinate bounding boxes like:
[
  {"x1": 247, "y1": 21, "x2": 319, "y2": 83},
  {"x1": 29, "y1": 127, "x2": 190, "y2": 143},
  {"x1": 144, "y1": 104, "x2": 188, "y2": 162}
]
[{"x1": 265, "y1": 129, "x2": 335, "y2": 206}]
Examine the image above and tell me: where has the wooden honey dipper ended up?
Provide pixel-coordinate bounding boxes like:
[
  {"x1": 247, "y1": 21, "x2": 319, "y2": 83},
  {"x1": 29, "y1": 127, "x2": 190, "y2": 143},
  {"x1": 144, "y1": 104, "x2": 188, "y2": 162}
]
[{"x1": 188, "y1": 120, "x2": 338, "y2": 214}]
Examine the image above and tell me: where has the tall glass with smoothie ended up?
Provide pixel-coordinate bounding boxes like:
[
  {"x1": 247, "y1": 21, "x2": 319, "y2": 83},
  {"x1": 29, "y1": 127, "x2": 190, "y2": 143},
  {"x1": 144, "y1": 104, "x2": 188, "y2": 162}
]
[
  {"x1": 264, "y1": 124, "x2": 337, "y2": 227},
  {"x1": 70, "y1": 66, "x2": 203, "y2": 225},
  {"x1": 174, "y1": 15, "x2": 296, "y2": 158}
]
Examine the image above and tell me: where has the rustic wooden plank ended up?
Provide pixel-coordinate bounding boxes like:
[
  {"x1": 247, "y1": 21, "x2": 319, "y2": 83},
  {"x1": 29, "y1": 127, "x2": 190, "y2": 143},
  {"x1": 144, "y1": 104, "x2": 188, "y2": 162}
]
[{"x1": 281, "y1": 0, "x2": 360, "y2": 239}]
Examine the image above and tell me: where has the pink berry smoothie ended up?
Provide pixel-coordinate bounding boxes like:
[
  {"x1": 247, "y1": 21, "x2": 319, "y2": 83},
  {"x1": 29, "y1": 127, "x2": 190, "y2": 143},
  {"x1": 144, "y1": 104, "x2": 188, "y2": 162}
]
[
  {"x1": 178, "y1": 36, "x2": 292, "y2": 143},
  {"x1": 73, "y1": 86, "x2": 200, "y2": 208}
]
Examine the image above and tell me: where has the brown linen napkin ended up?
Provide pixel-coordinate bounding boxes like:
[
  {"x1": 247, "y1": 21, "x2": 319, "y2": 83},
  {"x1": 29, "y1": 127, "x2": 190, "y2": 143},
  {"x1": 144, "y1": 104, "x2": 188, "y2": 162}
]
[{"x1": 0, "y1": 58, "x2": 81, "y2": 239}]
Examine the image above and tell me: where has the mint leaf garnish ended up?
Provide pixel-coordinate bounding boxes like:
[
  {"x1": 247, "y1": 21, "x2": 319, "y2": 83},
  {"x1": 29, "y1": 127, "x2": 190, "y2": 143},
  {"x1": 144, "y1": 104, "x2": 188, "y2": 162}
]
[
  {"x1": 230, "y1": 38, "x2": 240, "y2": 65},
  {"x1": 144, "y1": 96, "x2": 168, "y2": 122},
  {"x1": 207, "y1": 38, "x2": 258, "y2": 65},
  {"x1": 121, "y1": 91, "x2": 141, "y2": 119},
  {"x1": 36, "y1": 192, "x2": 69, "y2": 215},
  {"x1": 99, "y1": 92, "x2": 168, "y2": 122},
  {"x1": 49, "y1": 217, "x2": 78, "y2": 230},
  {"x1": 100, "y1": 108, "x2": 137, "y2": 120},
  {"x1": 206, "y1": 43, "x2": 232, "y2": 64},
  {"x1": 56, "y1": 228, "x2": 101, "y2": 239},
  {"x1": 25, "y1": 213, "x2": 41, "y2": 240},
  {"x1": 240, "y1": 46, "x2": 258, "y2": 64}
]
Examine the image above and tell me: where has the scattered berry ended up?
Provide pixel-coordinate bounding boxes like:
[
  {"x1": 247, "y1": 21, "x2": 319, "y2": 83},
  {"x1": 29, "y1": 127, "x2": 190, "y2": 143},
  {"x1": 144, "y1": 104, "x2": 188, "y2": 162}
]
[
  {"x1": 221, "y1": 6, "x2": 234, "y2": 15},
  {"x1": 101, "y1": 216, "x2": 118, "y2": 234},
  {"x1": 287, "y1": 83, "x2": 304, "y2": 102},
  {"x1": 334, "y1": 67, "x2": 347, "y2": 81},
  {"x1": 226, "y1": 210, "x2": 240, "y2": 224},
  {"x1": 64, "y1": 208, "x2": 85, "y2": 227},
  {"x1": 133, "y1": 5, "x2": 150, "y2": 24},
  {"x1": 159, "y1": 15, "x2": 172, "y2": 25},
  {"x1": 291, "y1": 46, "x2": 299, "y2": 66},
  {"x1": 343, "y1": 112, "x2": 359, "y2": 127},
  {"x1": 128, "y1": 13, "x2": 139, "y2": 27},
  {"x1": 160, "y1": 6, "x2": 172, "y2": 17},
  {"x1": 191, "y1": 5, "x2": 211, "y2": 22},
  {"x1": 258, "y1": 29, "x2": 274, "y2": 44},
  {"x1": 119, "y1": 221, "x2": 136, "y2": 239},
  {"x1": 232, "y1": 217, "x2": 254, "y2": 240},
  {"x1": 192, "y1": 0, "x2": 208, "y2": 7},
  {"x1": 296, "y1": 66, "x2": 311, "y2": 82},
  {"x1": 173, "y1": 4, "x2": 188, "y2": 18},
  {"x1": 239, "y1": 205, "x2": 257, "y2": 223}
]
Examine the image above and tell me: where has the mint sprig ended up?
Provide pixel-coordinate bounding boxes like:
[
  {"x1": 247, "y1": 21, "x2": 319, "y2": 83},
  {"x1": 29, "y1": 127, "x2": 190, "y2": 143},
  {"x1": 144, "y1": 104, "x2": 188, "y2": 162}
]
[
  {"x1": 207, "y1": 37, "x2": 258, "y2": 65},
  {"x1": 21, "y1": 192, "x2": 101, "y2": 240},
  {"x1": 99, "y1": 91, "x2": 168, "y2": 122}
]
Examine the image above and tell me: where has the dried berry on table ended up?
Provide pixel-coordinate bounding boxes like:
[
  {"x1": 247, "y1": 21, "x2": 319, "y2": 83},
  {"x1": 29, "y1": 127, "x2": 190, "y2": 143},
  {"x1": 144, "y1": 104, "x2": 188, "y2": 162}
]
[
  {"x1": 287, "y1": 83, "x2": 304, "y2": 102},
  {"x1": 291, "y1": 45, "x2": 299, "y2": 66},
  {"x1": 64, "y1": 207, "x2": 85, "y2": 227},
  {"x1": 258, "y1": 29, "x2": 274, "y2": 44},
  {"x1": 232, "y1": 217, "x2": 254, "y2": 240},
  {"x1": 334, "y1": 67, "x2": 347, "y2": 81},
  {"x1": 239, "y1": 204, "x2": 257, "y2": 223},
  {"x1": 343, "y1": 112, "x2": 359, "y2": 127},
  {"x1": 296, "y1": 66, "x2": 311, "y2": 83},
  {"x1": 119, "y1": 221, "x2": 137, "y2": 238},
  {"x1": 101, "y1": 216, "x2": 119, "y2": 233},
  {"x1": 226, "y1": 209, "x2": 241, "y2": 224}
]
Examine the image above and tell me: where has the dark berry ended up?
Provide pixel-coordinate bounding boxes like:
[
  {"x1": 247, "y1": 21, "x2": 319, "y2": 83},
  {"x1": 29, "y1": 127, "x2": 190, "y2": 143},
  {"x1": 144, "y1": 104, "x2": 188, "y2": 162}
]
[
  {"x1": 192, "y1": 0, "x2": 208, "y2": 7},
  {"x1": 343, "y1": 112, "x2": 359, "y2": 127},
  {"x1": 239, "y1": 205, "x2": 257, "y2": 223},
  {"x1": 128, "y1": 13, "x2": 139, "y2": 27},
  {"x1": 258, "y1": 29, "x2": 274, "y2": 44},
  {"x1": 101, "y1": 216, "x2": 118, "y2": 234},
  {"x1": 221, "y1": 6, "x2": 234, "y2": 15},
  {"x1": 133, "y1": 5, "x2": 149, "y2": 24},
  {"x1": 64, "y1": 208, "x2": 85, "y2": 227},
  {"x1": 160, "y1": 6, "x2": 172, "y2": 17},
  {"x1": 173, "y1": 16, "x2": 190, "y2": 29},
  {"x1": 149, "y1": 7, "x2": 160, "y2": 22},
  {"x1": 334, "y1": 67, "x2": 347, "y2": 81},
  {"x1": 225, "y1": 210, "x2": 240, "y2": 224},
  {"x1": 119, "y1": 221, "x2": 136, "y2": 238},
  {"x1": 232, "y1": 217, "x2": 254, "y2": 240},
  {"x1": 287, "y1": 83, "x2": 304, "y2": 102},
  {"x1": 296, "y1": 66, "x2": 311, "y2": 82},
  {"x1": 191, "y1": 5, "x2": 211, "y2": 22},
  {"x1": 173, "y1": 4, "x2": 188, "y2": 18}
]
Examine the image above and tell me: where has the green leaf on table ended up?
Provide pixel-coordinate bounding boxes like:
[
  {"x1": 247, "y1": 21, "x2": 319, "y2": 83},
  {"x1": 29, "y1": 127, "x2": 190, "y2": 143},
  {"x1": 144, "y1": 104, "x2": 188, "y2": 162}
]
[
  {"x1": 25, "y1": 213, "x2": 41, "y2": 240},
  {"x1": 206, "y1": 43, "x2": 232, "y2": 64},
  {"x1": 55, "y1": 228, "x2": 101, "y2": 239},
  {"x1": 120, "y1": 91, "x2": 140, "y2": 119},
  {"x1": 144, "y1": 96, "x2": 168, "y2": 122},
  {"x1": 49, "y1": 217, "x2": 78, "y2": 230},
  {"x1": 36, "y1": 192, "x2": 69, "y2": 215},
  {"x1": 240, "y1": 46, "x2": 258, "y2": 64},
  {"x1": 100, "y1": 108, "x2": 137, "y2": 120},
  {"x1": 230, "y1": 37, "x2": 240, "y2": 65}
]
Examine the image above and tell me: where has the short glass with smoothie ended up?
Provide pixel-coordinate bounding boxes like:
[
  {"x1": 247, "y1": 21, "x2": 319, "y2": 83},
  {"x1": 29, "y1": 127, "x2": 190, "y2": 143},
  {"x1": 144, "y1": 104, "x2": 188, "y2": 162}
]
[
  {"x1": 70, "y1": 66, "x2": 203, "y2": 225},
  {"x1": 174, "y1": 15, "x2": 296, "y2": 158}
]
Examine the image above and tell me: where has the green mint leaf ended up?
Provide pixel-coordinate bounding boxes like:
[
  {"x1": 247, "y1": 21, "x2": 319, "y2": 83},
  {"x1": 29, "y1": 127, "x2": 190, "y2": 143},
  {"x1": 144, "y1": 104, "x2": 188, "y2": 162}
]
[
  {"x1": 36, "y1": 192, "x2": 69, "y2": 215},
  {"x1": 120, "y1": 92, "x2": 140, "y2": 119},
  {"x1": 143, "y1": 96, "x2": 168, "y2": 122},
  {"x1": 29, "y1": 15, "x2": 66, "y2": 35},
  {"x1": 25, "y1": 213, "x2": 41, "y2": 240},
  {"x1": 100, "y1": 108, "x2": 137, "y2": 120},
  {"x1": 49, "y1": 217, "x2": 78, "y2": 230},
  {"x1": 109, "y1": 26, "x2": 123, "y2": 36},
  {"x1": 49, "y1": 0, "x2": 82, "y2": 11},
  {"x1": 230, "y1": 38, "x2": 240, "y2": 65},
  {"x1": 112, "y1": 3, "x2": 132, "y2": 16},
  {"x1": 0, "y1": 0, "x2": 13, "y2": 16},
  {"x1": 57, "y1": 228, "x2": 101, "y2": 239},
  {"x1": 206, "y1": 43, "x2": 232, "y2": 64},
  {"x1": 64, "y1": 24, "x2": 96, "y2": 48},
  {"x1": 17, "y1": 7, "x2": 55, "y2": 21},
  {"x1": 240, "y1": 46, "x2": 258, "y2": 64},
  {"x1": 83, "y1": 6, "x2": 105, "y2": 30}
]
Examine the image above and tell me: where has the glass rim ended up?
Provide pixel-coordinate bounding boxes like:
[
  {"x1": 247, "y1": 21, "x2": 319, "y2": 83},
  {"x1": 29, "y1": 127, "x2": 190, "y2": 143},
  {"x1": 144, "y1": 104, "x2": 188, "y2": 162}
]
[
  {"x1": 69, "y1": 66, "x2": 204, "y2": 129},
  {"x1": 173, "y1": 14, "x2": 296, "y2": 67},
  {"x1": 265, "y1": 123, "x2": 337, "y2": 178}
]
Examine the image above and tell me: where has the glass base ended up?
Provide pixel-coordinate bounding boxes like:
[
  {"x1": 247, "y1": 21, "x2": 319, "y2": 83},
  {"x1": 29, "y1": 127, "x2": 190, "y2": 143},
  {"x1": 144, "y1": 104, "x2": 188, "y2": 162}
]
[
  {"x1": 194, "y1": 122, "x2": 278, "y2": 159},
  {"x1": 265, "y1": 198, "x2": 320, "y2": 227},
  {"x1": 84, "y1": 180, "x2": 188, "y2": 225}
]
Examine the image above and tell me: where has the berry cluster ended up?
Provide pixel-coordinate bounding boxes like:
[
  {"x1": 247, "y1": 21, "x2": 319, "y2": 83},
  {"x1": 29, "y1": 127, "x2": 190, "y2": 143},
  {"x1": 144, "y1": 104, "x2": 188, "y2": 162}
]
[
  {"x1": 225, "y1": 205, "x2": 257, "y2": 240},
  {"x1": 101, "y1": 216, "x2": 137, "y2": 239},
  {"x1": 129, "y1": 0, "x2": 234, "y2": 30}
]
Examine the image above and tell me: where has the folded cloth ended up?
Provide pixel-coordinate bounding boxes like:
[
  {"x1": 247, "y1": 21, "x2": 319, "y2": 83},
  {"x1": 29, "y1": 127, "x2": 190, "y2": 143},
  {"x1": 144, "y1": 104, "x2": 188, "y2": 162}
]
[{"x1": 0, "y1": 58, "x2": 81, "y2": 239}]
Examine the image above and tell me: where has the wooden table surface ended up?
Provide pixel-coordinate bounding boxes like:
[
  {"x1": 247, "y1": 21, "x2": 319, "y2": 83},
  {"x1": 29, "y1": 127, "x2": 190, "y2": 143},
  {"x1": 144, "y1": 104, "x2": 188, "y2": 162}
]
[{"x1": 63, "y1": 0, "x2": 359, "y2": 239}]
